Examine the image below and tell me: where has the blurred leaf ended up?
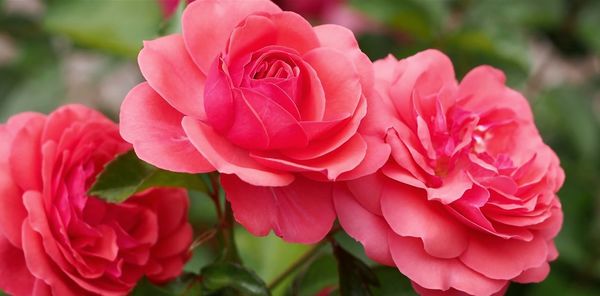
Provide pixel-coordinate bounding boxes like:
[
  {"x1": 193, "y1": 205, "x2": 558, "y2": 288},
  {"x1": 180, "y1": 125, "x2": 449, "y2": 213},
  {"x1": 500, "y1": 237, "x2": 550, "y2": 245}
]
[
  {"x1": 371, "y1": 267, "x2": 416, "y2": 296},
  {"x1": 290, "y1": 254, "x2": 339, "y2": 296},
  {"x1": 132, "y1": 275, "x2": 203, "y2": 296},
  {"x1": 439, "y1": 30, "x2": 529, "y2": 86},
  {"x1": 349, "y1": 0, "x2": 446, "y2": 42},
  {"x1": 333, "y1": 243, "x2": 379, "y2": 296},
  {"x1": 89, "y1": 150, "x2": 208, "y2": 203},
  {"x1": 201, "y1": 262, "x2": 270, "y2": 296},
  {"x1": 44, "y1": 0, "x2": 162, "y2": 57},
  {"x1": 578, "y1": 0, "x2": 600, "y2": 55},
  {"x1": 235, "y1": 228, "x2": 311, "y2": 296},
  {"x1": 0, "y1": 60, "x2": 64, "y2": 121}
]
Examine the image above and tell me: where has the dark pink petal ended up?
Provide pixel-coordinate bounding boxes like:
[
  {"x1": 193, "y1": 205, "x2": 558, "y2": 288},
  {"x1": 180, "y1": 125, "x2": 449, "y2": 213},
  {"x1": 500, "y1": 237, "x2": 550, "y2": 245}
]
[
  {"x1": 227, "y1": 14, "x2": 277, "y2": 62},
  {"x1": 336, "y1": 135, "x2": 391, "y2": 181},
  {"x1": 345, "y1": 173, "x2": 386, "y2": 216},
  {"x1": 221, "y1": 174, "x2": 334, "y2": 243},
  {"x1": 182, "y1": 0, "x2": 281, "y2": 73},
  {"x1": 0, "y1": 163, "x2": 26, "y2": 247},
  {"x1": 223, "y1": 89, "x2": 271, "y2": 150},
  {"x1": 333, "y1": 184, "x2": 394, "y2": 265},
  {"x1": 411, "y1": 282, "x2": 509, "y2": 296},
  {"x1": 181, "y1": 116, "x2": 294, "y2": 186},
  {"x1": 388, "y1": 234, "x2": 506, "y2": 296},
  {"x1": 120, "y1": 83, "x2": 214, "y2": 173},
  {"x1": 0, "y1": 237, "x2": 36, "y2": 296},
  {"x1": 283, "y1": 97, "x2": 366, "y2": 161},
  {"x1": 252, "y1": 134, "x2": 367, "y2": 180},
  {"x1": 459, "y1": 235, "x2": 548, "y2": 280},
  {"x1": 139, "y1": 34, "x2": 207, "y2": 119},
  {"x1": 381, "y1": 182, "x2": 469, "y2": 259},
  {"x1": 242, "y1": 88, "x2": 308, "y2": 149}
]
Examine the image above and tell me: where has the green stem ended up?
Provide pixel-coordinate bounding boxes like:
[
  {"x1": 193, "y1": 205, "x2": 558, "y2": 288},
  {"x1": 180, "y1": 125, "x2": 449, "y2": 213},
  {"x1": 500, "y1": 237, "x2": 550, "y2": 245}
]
[
  {"x1": 267, "y1": 241, "x2": 327, "y2": 290},
  {"x1": 218, "y1": 201, "x2": 242, "y2": 264}
]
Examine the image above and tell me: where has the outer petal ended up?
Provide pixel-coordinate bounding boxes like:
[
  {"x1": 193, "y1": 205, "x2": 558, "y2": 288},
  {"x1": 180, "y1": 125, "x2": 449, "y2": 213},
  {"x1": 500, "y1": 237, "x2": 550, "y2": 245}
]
[
  {"x1": 388, "y1": 235, "x2": 506, "y2": 296},
  {"x1": 182, "y1": 0, "x2": 281, "y2": 73},
  {"x1": 333, "y1": 184, "x2": 394, "y2": 265},
  {"x1": 119, "y1": 83, "x2": 214, "y2": 173},
  {"x1": 221, "y1": 174, "x2": 334, "y2": 243},
  {"x1": 381, "y1": 182, "x2": 469, "y2": 259},
  {"x1": 181, "y1": 117, "x2": 294, "y2": 186},
  {"x1": 459, "y1": 235, "x2": 548, "y2": 280},
  {"x1": 139, "y1": 34, "x2": 207, "y2": 119},
  {"x1": 0, "y1": 236, "x2": 36, "y2": 296}
]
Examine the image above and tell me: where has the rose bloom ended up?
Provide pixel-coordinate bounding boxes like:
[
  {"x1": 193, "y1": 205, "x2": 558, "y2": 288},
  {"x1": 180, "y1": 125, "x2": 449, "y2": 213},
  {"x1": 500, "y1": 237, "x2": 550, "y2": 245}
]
[
  {"x1": 120, "y1": 0, "x2": 388, "y2": 243},
  {"x1": 0, "y1": 105, "x2": 192, "y2": 296},
  {"x1": 334, "y1": 50, "x2": 564, "y2": 295}
]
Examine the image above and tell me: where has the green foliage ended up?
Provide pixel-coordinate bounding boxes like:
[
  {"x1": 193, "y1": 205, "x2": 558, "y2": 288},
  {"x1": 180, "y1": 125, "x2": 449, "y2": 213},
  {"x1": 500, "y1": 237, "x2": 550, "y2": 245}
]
[
  {"x1": 333, "y1": 243, "x2": 379, "y2": 296},
  {"x1": 44, "y1": 0, "x2": 162, "y2": 57},
  {"x1": 201, "y1": 262, "x2": 270, "y2": 296},
  {"x1": 89, "y1": 150, "x2": 207, "y2": 203}
]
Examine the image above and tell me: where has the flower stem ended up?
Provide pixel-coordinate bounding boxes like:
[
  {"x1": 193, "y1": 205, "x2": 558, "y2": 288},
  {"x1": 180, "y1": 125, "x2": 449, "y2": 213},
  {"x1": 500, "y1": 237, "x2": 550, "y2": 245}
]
[
  {"x1": 218, "y1": 201, "x2": 242, "y2": 264},
  {"x1": 267, "y1": 241, "x2": 327, "y2": 291}
]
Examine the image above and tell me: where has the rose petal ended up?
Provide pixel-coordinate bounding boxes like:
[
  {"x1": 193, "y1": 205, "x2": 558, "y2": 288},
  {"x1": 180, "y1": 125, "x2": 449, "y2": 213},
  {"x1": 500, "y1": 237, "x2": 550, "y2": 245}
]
[
  {"x1": 381, "y1": 182, "x2": 469, "y2": 259},
  {"x1": 139, "y1": 34, "x2": 207, "y2": 119},
  {"x1": 120, "y1": 82, "x2": 214, "y2": 173},
  {"x1": 0, "y1": 237, "x2": 36, "y2": 296},
  {"x1": 333, "y1": 184, "x2": 394, "y2": 265},
  {"x1": 181, "y1": 116, "x2": 294, "y2": 186},
  {"x1": 221, "y1": 174, "x2": 334, "y2": 243},
  {"x1": 182, "y1": 0, "x2": 281, "y2": 73},
  {"x1": 388, "y1": 234, "x2": 506, "y2": 296}
]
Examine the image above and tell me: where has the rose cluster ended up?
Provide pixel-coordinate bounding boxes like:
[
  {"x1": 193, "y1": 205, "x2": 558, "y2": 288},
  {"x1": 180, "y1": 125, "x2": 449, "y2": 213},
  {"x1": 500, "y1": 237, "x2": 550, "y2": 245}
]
[{"x1": 0, "y1": 0, "x2": 564, "y2": 295}]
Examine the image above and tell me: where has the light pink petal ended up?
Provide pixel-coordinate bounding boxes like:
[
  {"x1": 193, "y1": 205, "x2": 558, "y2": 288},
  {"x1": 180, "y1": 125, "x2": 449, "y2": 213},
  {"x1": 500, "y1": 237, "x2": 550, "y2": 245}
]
[
  {"x1": 513, "y1": 262, "x2": 550, "y2": 283},
  {"x1": 139, "y1": 34, "x2": 207, "y2": 119},
  {"x1": 181, "y1": 117, "x2": 294, "y2": 186},
  {"x1": 182, "y1": 0, "x2": 281, "y2": 73},
  {"x1": 337, "y1": 135, "x2": 391, "y2": 181},
  {"x1": 268, "y1": 12, "x2": 320, "y2": 54},
  {"x1": 457, "y1": 66, "x2": 533, "y2": 122},
  {"x1": 388, "y1": 234, "x2": 506, "y2": 296},
  {"x1": 221, "y1": 174, "x2": 334, "y2": 244},
  {"x1": 120, "y1": 83, "x2": 214, "y2": 173},
  {"x1": 9, "y1": 116, "x2": 45, "y2": 191},
  {"x1": 345, "y1": 173, "x2": 386, "y2": 216},
  {"x1": 313, "y1": 24, "x2": 374, "y2": 98},
  {"x1": 0, "y1": 164, "x2": 26, "y2": 247},
  {"x1": 381, "y1": 182, "x2": 469, "y2": 259},
  {"x1": 389, "y1": 49, "x2": 456, "y2": 129},
  {"x1": 303, "y1": 47, "x2": 362, "y2": 121},
  {"x1": 459, "y1": 235, "x2": 548, "y2": 280},
  {"x1": 426, "y1": 168, "x2": 473, "y2": 204},
  {"x1": 0, "y1": 236, "x2": 36, "y2": 296},
  {"x1": 411, "y1": 282, "x2": 509, "y2": 296},
  {"x1": 227, "y1": 14, "x2": 277, "y2": 62},
  {"x1": 333, "y1": 184, "x2": 394, "y2": 265}
]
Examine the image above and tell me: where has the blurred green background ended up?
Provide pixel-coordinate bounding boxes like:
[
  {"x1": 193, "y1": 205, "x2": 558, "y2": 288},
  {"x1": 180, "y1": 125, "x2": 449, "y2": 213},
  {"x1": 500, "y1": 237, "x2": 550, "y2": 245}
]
[{"x1": 1, "y1": 0, "x2": 599, "y2": 295}]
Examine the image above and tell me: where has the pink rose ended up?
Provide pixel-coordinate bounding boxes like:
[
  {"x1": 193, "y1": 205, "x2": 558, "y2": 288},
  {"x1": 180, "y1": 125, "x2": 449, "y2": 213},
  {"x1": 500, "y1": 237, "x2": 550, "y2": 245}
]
[
  {"x1": 120, "y1": 0, "x2": 388, "y2": 243},
  {"x1": 334, "y1": 50, "x2": 564, "y2": 295},
  {"x1": 0, "y1": 105, "x2": 192, "y2": 296}
]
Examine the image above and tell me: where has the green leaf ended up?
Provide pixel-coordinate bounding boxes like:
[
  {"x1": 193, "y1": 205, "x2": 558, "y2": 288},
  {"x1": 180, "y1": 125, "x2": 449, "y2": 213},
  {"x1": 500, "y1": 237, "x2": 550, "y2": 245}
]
[
  {"x1": 235, "y1": 228, "x2": 311, "y2": 296},
  {"x1": 201, "y1": 262, "x2": 270, "y2": 296},
  {"x1": 333, "y1": 243, "x2": 379, "y2": 296},
  {"x1": 290, "y1": 254, "x2": 339, "y2": 296},
  {"x1": 44, "y1": 0, "x2": 162, "y2": 57},
  {"x1": 131, "y1": 275, "x2": 203, "y2": 296},
  {"x1": 88, "y1": 150, "x2": 207, "y2": 203},
  {"x1": 371, "y1": 267, "x2": 416, "y2": 296}
]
